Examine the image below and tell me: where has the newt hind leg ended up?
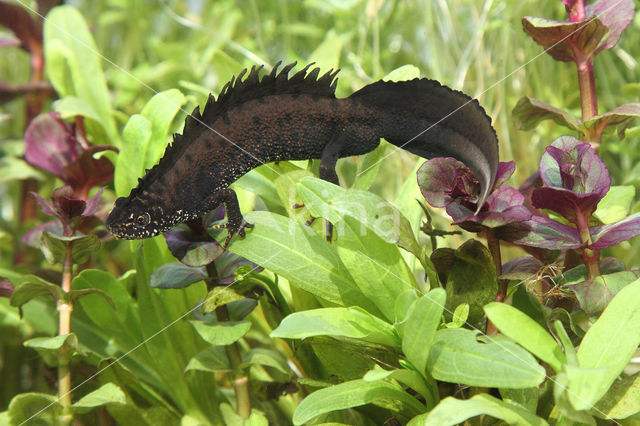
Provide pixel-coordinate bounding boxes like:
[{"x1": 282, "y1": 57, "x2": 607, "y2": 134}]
[{"x1": 207, "y1": 188, "x2": 254, "y2": 249}]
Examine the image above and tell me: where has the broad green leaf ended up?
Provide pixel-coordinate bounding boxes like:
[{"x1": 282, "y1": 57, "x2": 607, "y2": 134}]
[
  {"x1": 185, "y1": 347, "x2": 230, "y2": 373},
  {"x1": 354, "y1": 141, "x2": 387, "y2": 191},
  {"x1": 425, "y1": 394, "x2": 548, "y2": 426},
  {"x1": 594, "y1": 185, "x2": 635, "y2": 224},
  {"x1": 383, "y1": 65, "x2": 421, "y2": 81},
  {"x1": 552, "y1": 371, "x2": 597, "y2": 425},
  {"x1": 54, "y1": 96, "x2": 101, "y2": 123},
  {"x1": 401, "y1": 289, "x2": 446, "y2": 375},
  {"x1": 307, "y1": 29, "x2": 343, "y2": 70},
  {"x1": 241, "y1": 348, "x2": 289, "y2": 375},
  {"x1": 484, "y1": 302, "x2": 565, "y2": 372},
  {"x1": 229, "y1": 211, "x2": 379, "y2": 314},
  {"x1": 44, "y1": 6, "x2": 119, "y2": 145},
  {"x1": 500, "y1": 387, "x2": 539, "y2": 414},
  {"x1": 297, "y1": 177, "x2": 423, "y2": 260},
  {"x1": 140, "y1": 88, "x2": 186, "y2": 170},
  {"x1": 575, "y1": 278, "x2": 640, "y2": 407},
  {"x1": 190, "y1": 320, "x2": 251, "y2": 346},
  {"x1": 10, "y1": 275, "x2": 63, "y2": 307},
  {"x1": 593, "y1": 372, "x2": 640, "y2": 419},
  {"x1": 271, "y1": 307, "x2": 400, "y2": 347},
  {"x1": 8, "y1": 392, "x2": 61, "y2": 426},
  {"x1": 428, "y1": 328, "x2": 546, "y2": 388},
  {"x1": 115, "y1": 114, "x2": 152, "y2": 197},
  {"x1": 24, "y1": 333, "x2": 81, "y2": 366},
  {"x1": 73, "y1": 383, "x2": 127, "y2": 410},
  {"x1": 565, "y1": 365, "x2": 611, "y2": 411},
  {"x1": 364, "y1": 367, "x2": 437, "y2": 409},
  {"x1": 202, "y1": 286, "x2": 246, "y2": 313},
  {"x1": 394, "y1": 289, "x2": 418, "y2": 324},
  {"x1": 220, "y1": 403, "x2": 269, "y2": 426},
  {"x1": 293, "y1": 379, "x2": 425, "y2": 425}
]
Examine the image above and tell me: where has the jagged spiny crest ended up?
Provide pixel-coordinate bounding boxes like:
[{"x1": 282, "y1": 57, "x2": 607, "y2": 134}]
[{"x1": 129, "y1": 62, "x2": 340, "y2": 198}]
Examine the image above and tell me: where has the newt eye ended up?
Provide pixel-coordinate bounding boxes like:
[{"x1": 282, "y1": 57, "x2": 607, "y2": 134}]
[{"x1": 134, "y1": 212, "x2": 150, "y2": 228}]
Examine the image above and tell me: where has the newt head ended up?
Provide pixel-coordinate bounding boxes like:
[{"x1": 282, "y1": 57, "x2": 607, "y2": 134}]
[{"x1": 106, "y1": 196, "x2": 191, "y2": 239}]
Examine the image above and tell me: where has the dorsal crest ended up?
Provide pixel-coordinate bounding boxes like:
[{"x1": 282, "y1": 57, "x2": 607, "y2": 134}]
[{"x1": 129, "y1": 62, "x2": 340, "y2": 198}]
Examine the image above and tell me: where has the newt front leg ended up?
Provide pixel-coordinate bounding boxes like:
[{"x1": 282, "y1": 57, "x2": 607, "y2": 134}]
[{"x1": 208, "y1": 188, "x2": 254, "y2": 249}]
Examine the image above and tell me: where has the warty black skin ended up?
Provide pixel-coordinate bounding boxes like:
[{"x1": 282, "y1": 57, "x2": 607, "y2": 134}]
[{"x1": 106, "y1": 62, "x2": 499, "y2": 247}]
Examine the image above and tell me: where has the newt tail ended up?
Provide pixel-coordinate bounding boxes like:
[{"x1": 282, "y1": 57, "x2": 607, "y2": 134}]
[{"x1": 106, "y1": 62, "x2": 499, "y2": 247}]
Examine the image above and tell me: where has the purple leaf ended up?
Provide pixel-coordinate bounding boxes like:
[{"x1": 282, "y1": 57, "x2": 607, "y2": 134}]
[
  {"x1": 582, "y1": 103, "x2": 640, "y2": 140},
  {"x1": 24, "y1": 113, "x2": 81, "y2": 178},
  {"x1": 165, "y1": 227, "x2": 223, "y2": 267},
  {"x1": 522, "y1": 16, "x2": 608, "y2": 62},
  {"x1": 531, "y1": 187, "x2": 602, "y2": 220},
  {"x1": 150, "y1": 262, "x2": 207, "y2": 289},
  {"x1": 501, "y1": 256, "x2": 543, "y2": 281},
  {"x1": 21, "y1": 220, "x2": 63, "y2": 248},
  {"x1": 215, "y1": 253, "x2": 261, "y2": 286},
  {"x1": 0, "y1": 0, "x2": 42, "y2": 54},
  {"x1": 518, "y1": 171, "x2": 547, "y2": 217},
  {"x1": 0, "y1": 81, "x2": 51, "y2": 105},
  {"x1": 447, "y1": 185, "x2": 532, "y2": 231},
  {"x1": 589, "y1": 212, "x2": 640, "y2": 249},
  {"x1": 512, "y1": 95, "x2": 581, "y2": 132},
  {"x1": 587, "y1": 0, "x2": 635, "y2": 54},
  {"x1": 51, "y1": 186, "x2": 86, "y2": 220},
  {"x1": 82, "y1": 187, "x2": 105, "y2": 216},
  {"x1": 536, "y1": 136, "x2": 610, "y2": 218},
  {"x1": 500, "y1": 216, "x2": 582, "y2": 250},
  {"x1": 0, "y1": 278, "x2": 14, "y2": 298},
  {"x1": 563, "y1": 0, "x2": 586, "y2": 22},
  {"x1": 30, "y1": 191, "x2": 57, "y2": 216},
  {"x1": 62, "y1": 145, "x2": 116, "y2": 199},
  {"x1": 494, "y1": 161, "x2": 516, "y2": 188},
  {"x1": 418, "y1": 158, "x2": 479, "y2": 208}
]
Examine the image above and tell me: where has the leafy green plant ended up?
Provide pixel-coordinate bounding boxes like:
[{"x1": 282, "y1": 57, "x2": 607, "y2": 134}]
[{"x1": 1, "y1": 0, "x2": 640, "y2": 425}]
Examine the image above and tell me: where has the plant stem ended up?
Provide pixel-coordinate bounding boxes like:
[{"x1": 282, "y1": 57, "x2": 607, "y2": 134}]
[
  {"x1": 574, "y1": 208, "x2": 600, "y2": 279},
  {"x1": 485, "y1": 232, "x2": 505, "y2": 335},
  {"x1": 217, "y1": 305, "x2": 251, "y2": 418},
  {"x1": 58, "y1": 244, "x2": 74, "y2": 424},
  {"x1": 576, "y1": 58, "x2": 599, "y2": 147}
]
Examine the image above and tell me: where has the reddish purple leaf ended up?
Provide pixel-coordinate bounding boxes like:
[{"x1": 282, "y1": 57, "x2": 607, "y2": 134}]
[
  {"x1": 501, "y1": 256, "x2": 543, "y2": 281},
  {"x1": 447, "y1": 185, "x2": 532, "y2": 231},
  {"x1": 563, "y1": 0, "x2": 586, "y2": 21},
  {"x1": 512, "y1": 95, "x2": 581, "y2": 132},
  {"x1": 24, "y1": 112, "x2": 82, "y2": 177},
  {"x1": 82, "y1": 187, "x2": 105, "y2": 217},
  {"x1": 0, "y1": 278, "x2": 14, "y2": 298},
  {"x1": 589, "y1": 212, "x2": 640, "y2": 249},
  {"x1": 52, "y1": 186, "x2": 86, "y2": 220},
  {"x1": 566, "y1": 270, "x2": 640, "y2": 315},
  {"x1": 536, "y1": 136, "x2": 610, "y2": 218},
  {"x1": 587, "y1": 0, "x2": 635, "y2": 54},
  {"x1": 165, "y1": 227, "x2": 223, "y2": 267},
  {"x1": 0, "y1": 81, "x2": 51, "y2": 105},
  {"x1": 62, "y1": 145, "x2": 116, "y2": 199},
  {"x1": 501, "y1": 216, "x2": 582, "y2": 250},
  {"x1": 494, "y1": 161, "x2": 516, "y2": 188},
  {"x1": 0, "y1": 0, "x2": 42, "y2": 54},
  {"x1": 21, "y1": 220, "x2": 63, "y2": 248},
  {"x1": 418, "y1": 157, "x2": 479, "y2": 208},
  {"x1": 30, "y1": 191, "x2": 57, "y2": 216},
  {"x1": 582, "y1": 103, "x2": 640, "y2": 140}
]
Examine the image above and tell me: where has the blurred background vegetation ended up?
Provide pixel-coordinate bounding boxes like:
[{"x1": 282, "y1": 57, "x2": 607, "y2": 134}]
[{"x1": 1, "y1": 0, "x2": 639, "y2": 413}]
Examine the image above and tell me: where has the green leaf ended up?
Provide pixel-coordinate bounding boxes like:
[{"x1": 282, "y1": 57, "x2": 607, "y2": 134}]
[
  {"x1": 307, "y1": 29, "x2": 343, "y2": 70},
  {"x1": 297, "y1": 176, "x2": 423, "y2": 260},
  {"x1": 394, "y1": 289, "x2": 418, "y2": 324},
  {"x1": 73, "y1": 383, "x2": 127, "y2": 410},
  {"x1": 67, "y1": 287, "x2": 115, "y2": 310},
  {"x1": 241, "y1": 348, "x2": 289, "y2": 375},
  {"x1": 432, "y1": 239, "x2": 497, "y2": 324},
  {"x1": 401, "y1": 289, "x2": 446, "y2": 375},
  {"x1": 202, "y1": 286, "x2": 247, "y2": 313},
  {"x1": 448, "y1": 303, "x2": 469, "y2": 328},
  {"x1": 54, "y1": 96, "x2": 101, "y2": 123},
  {"x1": 220, "y1": 403, "x2": 269, "y2": 426},
  {"x1": 293, "y1": 379, "x2": 425, "y2": 425},
  {"x1": 140, "y1": 89, "x2": 186, "y2": 171},
  {"x1": 149, "y1": 262, "x2": 206, "y2": 289},
  {"x1": 499, "y1": 387, "x2": 539, "y2": 414},
  {"x1": 383, "y1": 65, "x2": 421, "y2": 81},
  {"x1": 8, "y1": 392, "x2": 61, "y2": 426},
  {"x1": 565, "y1": 364, "x2": 611, "y2": 411},
  {"x1": 40, "y1": 232, "x2": 100, "y2": 265},
  {"x1": 594, "y1": 185, "x2": 635, "y2": 224},
  {"x1": 229, "y1": 211, "x2": 379, "y2": 314},
  {"x1": 424, "y1": 394, "x2": 548, "y2": 425},
  {"x1": 115, "y1": 114, "x2": 152, "y2": 197},
  {"x1": 354, "y1": 141, "x2": 387, "y2": 191},
  {"x1": 575, "y1": 278, "x2": 640, "y2": 407},
  {"x1": 593, "y1": 372, "x2": 640, "y2": 419},
  {"x1": 24, "y1": 333, "x2": 81, "y2": 366},
  {"x1": 190, "y1": 320, "x2": 251, "y2": 346},
  {"x1": 185, "y1": 346, "x2": 230, "y2": 373},
  {"x1": 484, "y1": 302, "x2": 565, "y2": 372},
  {"x1": 364, "y1": 367, "x2": 438, "y2": 410},
  {"x1": 271, "y1": 307, "x2": 400, "y2": 348},
  {"x1": 427, "y1": 328, "x2": 546, "y2": 388},
  {"x1": 582, "y1": 103, "x2": 640, "y2": 140},
  {"x1": 10, "y1": 275, "x2": 63, "y2": 307},
  {"x1": 567, "y1": 270, "x2": 640, "y2": 315},
  {"x1": 44, "y1": 6, "x2": 119, "y2": 145}
]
